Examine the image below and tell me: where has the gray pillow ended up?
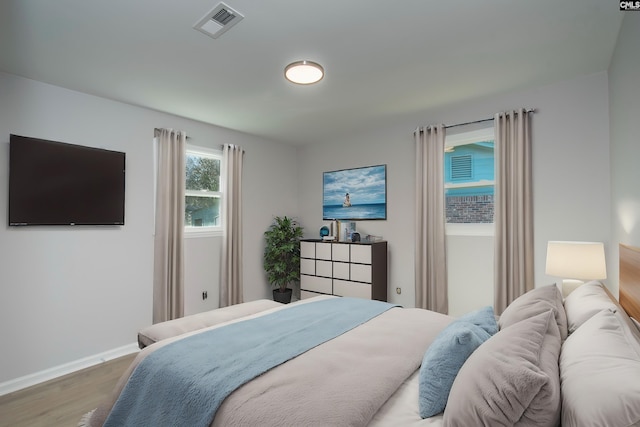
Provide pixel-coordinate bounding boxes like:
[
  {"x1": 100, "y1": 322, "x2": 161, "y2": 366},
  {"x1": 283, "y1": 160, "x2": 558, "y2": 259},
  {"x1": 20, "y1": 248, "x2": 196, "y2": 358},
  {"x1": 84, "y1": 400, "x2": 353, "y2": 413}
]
[
  {"x1": 560, "y1": 308, "x2": 640, "y2": 427},
  {"x1": 562, "y1": 280, "x2": 618, "y2": 334},
  {"x1": 499, "y1": 284, "x2": 568, "y2": 341},
  {"x1": 443, "y1": 310, "x2": 561, "y2": 427}
]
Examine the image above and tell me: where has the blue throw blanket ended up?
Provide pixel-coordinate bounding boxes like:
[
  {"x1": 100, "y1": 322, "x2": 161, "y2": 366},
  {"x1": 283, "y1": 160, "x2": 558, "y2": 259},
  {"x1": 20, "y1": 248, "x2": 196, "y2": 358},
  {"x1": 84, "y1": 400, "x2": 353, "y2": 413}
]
[{"x1": 103, "y1": 297, "x2": 398, "y2": 427}]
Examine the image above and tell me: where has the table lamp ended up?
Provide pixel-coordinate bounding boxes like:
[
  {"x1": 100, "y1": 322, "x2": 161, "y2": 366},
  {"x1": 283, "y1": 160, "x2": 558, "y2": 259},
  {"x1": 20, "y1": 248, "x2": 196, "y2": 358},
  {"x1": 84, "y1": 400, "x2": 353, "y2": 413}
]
[{"x1": 545, "y1": 241, "x2": 607, "y2": 297}]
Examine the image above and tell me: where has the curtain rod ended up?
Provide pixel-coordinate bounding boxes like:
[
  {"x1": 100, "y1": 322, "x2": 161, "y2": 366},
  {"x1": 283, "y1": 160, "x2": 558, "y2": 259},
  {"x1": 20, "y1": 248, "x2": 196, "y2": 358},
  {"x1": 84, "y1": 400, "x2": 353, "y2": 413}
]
[
  {"x1": 445, "y1": 108, "x2": 536, "y2": 129},
  {"x1": 445, "y1": 117, "x2": 493, "y2": 129},
  {"x1": 153, "y1": 128, "x2": 191, "y2": 139},
  {"x1": 414, "y1": 108, "x2": 537, "y2": 132}
]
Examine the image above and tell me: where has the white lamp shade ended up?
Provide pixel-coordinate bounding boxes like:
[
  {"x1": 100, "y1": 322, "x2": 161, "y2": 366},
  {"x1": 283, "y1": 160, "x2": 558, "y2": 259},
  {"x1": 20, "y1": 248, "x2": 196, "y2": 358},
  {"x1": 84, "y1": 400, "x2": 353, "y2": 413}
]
[{"x1": 545, "y1": 241, "x2": 607, "y2": 280}]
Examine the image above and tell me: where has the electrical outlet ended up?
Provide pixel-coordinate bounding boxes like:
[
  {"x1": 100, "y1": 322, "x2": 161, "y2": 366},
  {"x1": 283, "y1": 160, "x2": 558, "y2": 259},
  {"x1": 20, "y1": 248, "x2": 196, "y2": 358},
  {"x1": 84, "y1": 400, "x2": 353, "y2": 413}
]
[
  {"x1": 396, "y1": 287, "x2": 401, "y2": 295},
  {"x1": 202, "y1": 291, "x2": 208, "y2": 300}
]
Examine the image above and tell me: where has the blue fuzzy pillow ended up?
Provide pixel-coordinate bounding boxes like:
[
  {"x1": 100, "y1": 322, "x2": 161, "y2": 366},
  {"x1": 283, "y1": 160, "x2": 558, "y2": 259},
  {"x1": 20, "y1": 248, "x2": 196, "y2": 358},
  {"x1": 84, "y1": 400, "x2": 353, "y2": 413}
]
[
  {"x1": 418, "y1": 321, "x2": 491, "y2": 418},
  {"x1": 456, "y1": 306, "x2": 498, "y2": 335}
]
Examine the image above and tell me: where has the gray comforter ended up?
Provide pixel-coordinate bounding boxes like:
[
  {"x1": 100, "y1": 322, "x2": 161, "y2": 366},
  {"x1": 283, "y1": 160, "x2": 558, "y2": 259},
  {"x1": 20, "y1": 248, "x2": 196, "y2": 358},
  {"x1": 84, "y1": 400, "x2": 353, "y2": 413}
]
[{"x1": 87, "y1": 300, "x2": 451, "y2": 427}]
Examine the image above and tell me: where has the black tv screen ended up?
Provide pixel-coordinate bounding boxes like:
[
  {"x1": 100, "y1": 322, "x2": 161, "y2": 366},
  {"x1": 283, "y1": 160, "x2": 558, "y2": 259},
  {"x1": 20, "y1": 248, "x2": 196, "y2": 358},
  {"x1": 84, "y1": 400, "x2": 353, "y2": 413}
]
[{"x1": 8, "y1": 134, "x2": 126, "y2": 226}]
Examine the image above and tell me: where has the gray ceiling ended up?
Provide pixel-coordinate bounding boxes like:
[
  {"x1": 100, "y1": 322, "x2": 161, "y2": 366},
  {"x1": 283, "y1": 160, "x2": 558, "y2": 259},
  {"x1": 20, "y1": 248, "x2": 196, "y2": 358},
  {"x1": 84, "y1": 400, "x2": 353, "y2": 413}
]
[{"x1": 0, "y1": 1, "x2": 624, "y2": 145}]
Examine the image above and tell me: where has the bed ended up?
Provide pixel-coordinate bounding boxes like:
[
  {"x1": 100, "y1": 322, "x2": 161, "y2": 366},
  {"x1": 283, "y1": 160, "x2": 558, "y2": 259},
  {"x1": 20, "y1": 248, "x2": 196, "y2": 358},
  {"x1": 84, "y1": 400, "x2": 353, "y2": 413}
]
[{"x1": 82, "y1": 243, "x2": 640, "y2": 427}]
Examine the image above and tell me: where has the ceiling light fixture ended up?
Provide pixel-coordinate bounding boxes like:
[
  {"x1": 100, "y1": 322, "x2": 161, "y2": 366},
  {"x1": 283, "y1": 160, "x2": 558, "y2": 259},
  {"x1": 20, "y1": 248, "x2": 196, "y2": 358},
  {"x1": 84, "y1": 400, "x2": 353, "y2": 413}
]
[{"x1": 284, "y1": 60, "x2": 324, "y2": 85}]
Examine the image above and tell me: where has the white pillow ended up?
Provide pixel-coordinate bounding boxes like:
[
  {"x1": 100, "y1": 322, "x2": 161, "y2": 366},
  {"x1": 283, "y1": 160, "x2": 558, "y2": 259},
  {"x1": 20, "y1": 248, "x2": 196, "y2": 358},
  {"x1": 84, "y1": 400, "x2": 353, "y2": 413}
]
[
  {"x1": 560, "y1": 308, "x2": 640, "y2": 427},
  {"x1": 562, "y1": 281, "x2": 617, "y2": 333}
]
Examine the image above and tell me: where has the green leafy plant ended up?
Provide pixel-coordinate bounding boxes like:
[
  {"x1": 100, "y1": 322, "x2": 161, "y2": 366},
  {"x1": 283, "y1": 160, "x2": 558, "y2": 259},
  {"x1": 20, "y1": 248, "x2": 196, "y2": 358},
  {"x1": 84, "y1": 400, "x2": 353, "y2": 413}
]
[{"x1": 263, "y1": 216, "x2": 304, "y2": 293}]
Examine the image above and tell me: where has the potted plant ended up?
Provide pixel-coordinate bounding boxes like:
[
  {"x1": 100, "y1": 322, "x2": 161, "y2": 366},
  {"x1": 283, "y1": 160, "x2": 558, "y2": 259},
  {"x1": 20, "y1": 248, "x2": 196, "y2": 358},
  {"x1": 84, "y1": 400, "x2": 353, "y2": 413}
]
[{"x1": 263, "y1": 216, "x2": 304, "y2": 303}]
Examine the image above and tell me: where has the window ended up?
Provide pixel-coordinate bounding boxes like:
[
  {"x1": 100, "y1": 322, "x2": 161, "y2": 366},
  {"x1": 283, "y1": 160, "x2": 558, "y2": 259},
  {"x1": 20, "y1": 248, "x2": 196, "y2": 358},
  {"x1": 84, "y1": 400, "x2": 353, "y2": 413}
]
[
  {"x1": 185, "y1": 145, "x2": 222, "y2": 235},
  {"x1": 445, "y1": 127, "x2": 495, "y2": 227}
]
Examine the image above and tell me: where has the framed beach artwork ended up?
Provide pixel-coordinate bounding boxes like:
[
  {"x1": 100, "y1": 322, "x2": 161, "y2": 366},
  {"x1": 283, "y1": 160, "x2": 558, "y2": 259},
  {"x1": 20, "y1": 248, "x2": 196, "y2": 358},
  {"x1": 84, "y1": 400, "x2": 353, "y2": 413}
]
[{"x1": 323, "y1": 164, "x2": 387, "y2": 220}]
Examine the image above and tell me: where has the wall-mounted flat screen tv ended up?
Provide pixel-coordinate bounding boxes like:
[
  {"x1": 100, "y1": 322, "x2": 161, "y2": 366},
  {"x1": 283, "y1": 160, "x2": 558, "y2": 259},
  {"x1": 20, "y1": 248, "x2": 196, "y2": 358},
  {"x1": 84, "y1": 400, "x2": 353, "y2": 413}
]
[
  {"x1": 8, "y1": 134, "x2": 126, "y2": 226},
  {"x1": 323, "y1": 164, "x2": 386, "y2": 221}
]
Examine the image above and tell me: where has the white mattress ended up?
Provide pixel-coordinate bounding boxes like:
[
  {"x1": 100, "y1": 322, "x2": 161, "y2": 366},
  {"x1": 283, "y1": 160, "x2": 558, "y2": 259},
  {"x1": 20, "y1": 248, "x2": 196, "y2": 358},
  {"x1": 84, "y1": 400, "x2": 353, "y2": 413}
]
[{"x1": 369, "y1": 370, "x2": 444, "y2": 426}]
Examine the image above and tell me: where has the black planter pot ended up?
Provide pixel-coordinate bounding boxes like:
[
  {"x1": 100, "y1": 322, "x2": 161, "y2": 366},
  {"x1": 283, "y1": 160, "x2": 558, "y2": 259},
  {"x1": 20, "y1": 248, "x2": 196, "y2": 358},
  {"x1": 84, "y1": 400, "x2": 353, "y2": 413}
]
[{"x1": 273, "y1": 288, "x2": 293, "y2": 304}]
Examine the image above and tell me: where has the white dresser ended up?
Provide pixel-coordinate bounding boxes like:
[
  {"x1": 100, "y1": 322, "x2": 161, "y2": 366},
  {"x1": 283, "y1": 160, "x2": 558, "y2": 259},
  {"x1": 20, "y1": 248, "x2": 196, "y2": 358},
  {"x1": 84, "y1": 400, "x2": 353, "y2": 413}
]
[{"x1": 299, "y1": 240, "x2": 387, "y2": 301}]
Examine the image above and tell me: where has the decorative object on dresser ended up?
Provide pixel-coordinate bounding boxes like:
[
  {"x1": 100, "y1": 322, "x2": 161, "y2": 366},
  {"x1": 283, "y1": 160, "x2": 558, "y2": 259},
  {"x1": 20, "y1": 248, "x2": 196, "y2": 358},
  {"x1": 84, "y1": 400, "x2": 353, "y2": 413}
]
[
  {"x1": 300, "y1": 239, "x2": 387, "y2": 301},
  {"x1": 263, "y1": 216, "x2": 304, "y2": 303},
  {"x1": 319, "y1": 225, "x2": 331, "y2": 239},
  {"x1": 544, "y1": 241, "x2": 607, "y2": 297}
]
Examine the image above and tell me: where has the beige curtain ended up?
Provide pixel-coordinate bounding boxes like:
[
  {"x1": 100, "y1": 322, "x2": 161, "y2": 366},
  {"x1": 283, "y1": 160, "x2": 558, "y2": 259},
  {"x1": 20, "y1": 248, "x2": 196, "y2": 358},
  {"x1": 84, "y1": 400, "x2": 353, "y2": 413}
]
[
  {"x1": 153, "y1": 128, "x2": 186, "y2": 323},
  {"x1": 414, "y1": 125, "x2": 448, "y2": 314},
  {"x1": 220, "y1": 143, "x2": 245, "y2": 307},
  {"x1": 494, "y1": 109, "x2": 534, "y2": 314}
]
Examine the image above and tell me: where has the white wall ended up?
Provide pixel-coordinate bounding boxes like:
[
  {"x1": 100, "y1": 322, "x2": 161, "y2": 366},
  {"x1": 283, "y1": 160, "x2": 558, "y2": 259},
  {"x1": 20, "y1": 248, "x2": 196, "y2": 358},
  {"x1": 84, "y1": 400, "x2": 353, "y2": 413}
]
[
  {"x1": 609, "y1": 12, "x2": 640, "y2": 290},
  {"x1": 0, "y1": 72, "x2": 298, "y2": 385},
  {"x1": 184, "y1": 235, "x2": 222, "y2": 314},
  {"x1": 447, "y1": 235, "x2": 493, "y2": 316},
  {"x1": 297, "y1": 71, "x2": 612, "y2": 310}
]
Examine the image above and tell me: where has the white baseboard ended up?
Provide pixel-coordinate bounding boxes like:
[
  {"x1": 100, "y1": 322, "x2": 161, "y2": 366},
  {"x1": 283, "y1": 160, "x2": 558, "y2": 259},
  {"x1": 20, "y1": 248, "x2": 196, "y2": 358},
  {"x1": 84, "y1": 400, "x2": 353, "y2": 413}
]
[{"x1": 0, "y1": 343, "x2": 139, "y2": 396}]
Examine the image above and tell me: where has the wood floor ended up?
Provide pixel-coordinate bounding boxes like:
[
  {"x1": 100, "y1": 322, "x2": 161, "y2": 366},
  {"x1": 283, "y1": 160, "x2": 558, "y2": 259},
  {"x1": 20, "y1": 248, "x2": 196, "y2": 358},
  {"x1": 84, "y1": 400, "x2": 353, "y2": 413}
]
[{"x1": 0, "y1": 353, "x2": 137, "y2": 427}]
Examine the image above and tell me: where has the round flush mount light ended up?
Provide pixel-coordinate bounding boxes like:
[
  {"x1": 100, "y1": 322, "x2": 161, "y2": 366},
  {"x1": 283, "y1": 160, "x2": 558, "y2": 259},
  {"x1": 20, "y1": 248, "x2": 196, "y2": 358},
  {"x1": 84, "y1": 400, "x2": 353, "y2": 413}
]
[{"x1": 284, "y1": 60, "x2": 324, "y2": 85}]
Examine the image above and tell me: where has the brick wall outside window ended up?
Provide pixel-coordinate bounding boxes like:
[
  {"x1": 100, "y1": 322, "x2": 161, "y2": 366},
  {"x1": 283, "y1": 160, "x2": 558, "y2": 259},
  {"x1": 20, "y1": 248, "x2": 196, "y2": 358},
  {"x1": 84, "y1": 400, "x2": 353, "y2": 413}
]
[{"x1": 446, "y1": 194, "x2": 494, "y2": 223}]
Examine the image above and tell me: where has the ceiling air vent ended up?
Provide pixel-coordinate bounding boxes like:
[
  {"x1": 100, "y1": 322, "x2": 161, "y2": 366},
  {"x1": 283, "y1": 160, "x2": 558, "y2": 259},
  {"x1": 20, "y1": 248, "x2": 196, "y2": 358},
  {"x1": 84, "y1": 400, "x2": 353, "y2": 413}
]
[{"x1": 194, "y1": 2, "x2": 244, "y2": 39}]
